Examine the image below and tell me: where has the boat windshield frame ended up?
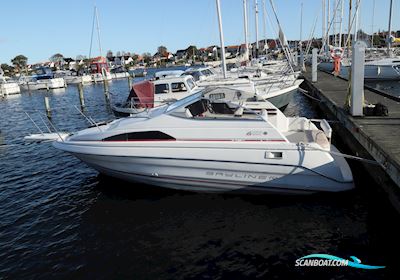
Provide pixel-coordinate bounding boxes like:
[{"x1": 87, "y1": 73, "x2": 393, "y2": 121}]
[{"x1": 165, "y1": 91, "x2": 204, "y2": 113}]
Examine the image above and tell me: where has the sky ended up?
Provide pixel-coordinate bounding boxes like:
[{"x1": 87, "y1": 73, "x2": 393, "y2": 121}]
[{"x1": 0, "y1": 0, "x2": 399, "y2": 64}]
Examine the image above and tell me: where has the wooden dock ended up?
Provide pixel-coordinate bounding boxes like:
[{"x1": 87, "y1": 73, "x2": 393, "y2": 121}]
[{"x1": 301, "y1": 68, "x2": 400, "y2": 209}]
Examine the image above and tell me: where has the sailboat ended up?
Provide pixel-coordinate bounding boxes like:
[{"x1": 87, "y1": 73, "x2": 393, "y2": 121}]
[
  {"x1": 319, "y1": 0, "x2": 400, "y2": 80},
  {"x1": 201, "y1": 0, "x2": 302, "y2": 110},
  {"x1": 89, "y1": 6, "x2": 112, "y2": 83}
]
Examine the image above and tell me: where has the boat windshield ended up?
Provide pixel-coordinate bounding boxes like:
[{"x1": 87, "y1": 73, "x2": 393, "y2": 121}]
[
  {"x1": 186, "y1": 78, "x2": 196, "y2": 90},
  {"x1": 166, "y1": 91, "x2": 203, "y2": 113}
]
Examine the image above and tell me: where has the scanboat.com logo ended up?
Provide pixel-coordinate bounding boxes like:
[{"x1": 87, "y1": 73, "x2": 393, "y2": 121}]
[{"x1": 295, "y1": 254, "x2": 385, "y2": 269}]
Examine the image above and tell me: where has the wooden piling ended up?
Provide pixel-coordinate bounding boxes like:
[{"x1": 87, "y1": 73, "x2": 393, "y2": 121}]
[
  {"x1": 44, "y1": 96, "x2": 51, "y2": 118},
  {"x1": 103, "y1": 79, "x2": 109, "y2": 100},
  {"x1": 78, "y1": 83, "x2": 85, "y2": 109},
  {"x1": 127, "y1": 75, "x2": 132, "y2": 90}
]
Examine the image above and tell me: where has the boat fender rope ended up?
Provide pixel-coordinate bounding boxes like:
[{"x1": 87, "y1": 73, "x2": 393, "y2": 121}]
[{"x1": 298, "y1": 88, "x2": 322, "y2": 102}]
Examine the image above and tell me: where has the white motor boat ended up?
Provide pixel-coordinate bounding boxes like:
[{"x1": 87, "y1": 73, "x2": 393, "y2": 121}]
[
  {"x1": 19, "y1": 67, "x2": 66, "y2": 91},
  {"x1": 53, "y1": 88, "x2": 354, "y2": 194},
  {"x1": 112, "y1": 75, "x2": 199, "y2": 117},
  {"x1": 20, "y1": 77, "x2": 65, "y2": 91},
  {"x1": 0, "y1": 77, "x2": 20, "y2": 96}
]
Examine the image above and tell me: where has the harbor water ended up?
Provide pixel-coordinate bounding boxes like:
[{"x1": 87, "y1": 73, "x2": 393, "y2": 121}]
[{"x1": 1, "y1": 74, "x2": 400, "y2": 279}]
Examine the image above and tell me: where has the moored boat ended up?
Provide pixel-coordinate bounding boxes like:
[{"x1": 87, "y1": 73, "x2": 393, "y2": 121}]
[{"x1": 54, "y1": 88, "x2": 354, "y2": 194}]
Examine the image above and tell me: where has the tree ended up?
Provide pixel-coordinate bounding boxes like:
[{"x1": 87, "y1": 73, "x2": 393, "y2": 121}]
[
  {"x1": 142, "y1": 52, "x2": 152, "y2": 65},
  {"x1": 106, "y1": 50, "x2": 113, "y2": 58},
  {"x1": 1, "y1": 63, "x2": 15, "y2": 75},
  {"x1": 11, "y1": 55, "x2": 28, "y2": 73},
  {"x1": 157, "y1": 45, "x2": 167, "y2": 56},
  {"x1": 50, "y1": 53, "x2": 64, "y2": 63},
  {"x1": 186, "y1": 45, "x2": 198, "y2": 59},
  {"x1": 373, "y1": 35, "x2": 382, "y2": 47}
]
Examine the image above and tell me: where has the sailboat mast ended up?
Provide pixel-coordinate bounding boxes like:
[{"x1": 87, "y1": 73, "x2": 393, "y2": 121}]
[
  {"x1": 339, "y1": 0, "x2": 344, "y2": 47},
  {"x1": 333, "y1": 0, "x2": 336, "y2": 46},
  {"x1": 387, "y1": 0, "x2": 393, "y2": 53},
  {"x1": 243, "y1": 0, "x2": 249, "y2": 61},
  {"x1": 300, "y1": 2, "x2": 303, "y2": 42},
  {"x1": 371, "y1": 0, "x2": 375, "y2": 48},
  {"x1": 89, "y1": 8, "x2": 95, "y2": 59},
  {"x1": 354, "y1": 0, "x2": 359, "y2": 43},
  {"x1": 262, "y1": 0, "x2": 268, "y2": 53},
  {"x1": 322, "y1": 0, "x2": 326, "y2": 50},
  {"x1": 215, "y1": 0, "x2": 227, "y2": 78},
  {"x1": 347, "y1": 0, "x2": 352, "y2": 57},
  {"x1": 255, "y1": 0, "x2": 260, "y2": 58},
  {"x1": 95, "y1": 6, "x2": 103, "y2": 57},
  {"x1": 327, "y1": 0, "x2": 330, "y2": 46}
]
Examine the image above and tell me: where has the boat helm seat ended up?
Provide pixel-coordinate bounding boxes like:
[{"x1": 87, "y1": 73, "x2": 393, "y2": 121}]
[{"x1": 186, "y1": 99, "x2": 208, "y2": 117}]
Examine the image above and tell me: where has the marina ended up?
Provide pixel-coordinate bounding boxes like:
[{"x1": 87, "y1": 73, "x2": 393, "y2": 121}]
[
  {"x1": 1, "y1": 0, "x2": 400, "y2": 278},
  {"x1": 1, "y1": 77, "x2": 400, "y2": 279}
]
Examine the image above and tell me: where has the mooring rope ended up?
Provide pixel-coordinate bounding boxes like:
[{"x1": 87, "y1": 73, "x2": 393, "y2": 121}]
[
  {"x1": 299, "y1": 143, "x2": 381, "y2": 167},
  {"x1": 298, "y1": 87, "x2": 323, "y2": 102}
]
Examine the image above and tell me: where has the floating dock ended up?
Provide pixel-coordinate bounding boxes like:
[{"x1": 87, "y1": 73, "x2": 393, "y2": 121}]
[{"x1": 301, "y1": 68, "x2": 400, "y2": 211}]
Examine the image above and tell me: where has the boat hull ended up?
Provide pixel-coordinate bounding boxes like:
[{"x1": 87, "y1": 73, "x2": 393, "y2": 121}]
[
  {"x1": 0, "y1": 82, "x2": 20, "y2": 96},
  {"x1": 54, "y1": 141, "x2": 354, "y2": 194},
  {"x1": 321, "y1": 62, "x2": 400, "y2": 81},
  {"x1": 20, "y1": 78, "x2": 65, "y2": 91},
  {"x1": 111, "y1": 72, "x2": 130, "y2": 79},
  {"x1": 64, "y1": 75, "x2": 93, "y2": 85},
  {"x1": 265, "y1": 86, "x2": 295, "y2": 110}
]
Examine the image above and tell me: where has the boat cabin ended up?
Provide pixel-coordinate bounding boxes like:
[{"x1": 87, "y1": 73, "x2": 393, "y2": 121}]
[
  {"x1": 90, "y1": 56, "x2": 109, "y2": 74},
  {"x1": 153, "y1": 75, "x2": 198, "y2": 101},
  {"x1": 33, "y1": 67, "x2": 54, "y2": 80},
  {"x1": 182, "y1": 67, "x2": 216, "y2": 81}
]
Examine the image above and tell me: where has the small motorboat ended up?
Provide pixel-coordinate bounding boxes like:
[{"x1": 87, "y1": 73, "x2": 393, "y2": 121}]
[
  {"x1": 1, "y1": 76, "x2": 20, "y2": 96},
  {"x1": 19, "y1": 67, "x2": 65, "y2": 91},
  {"x1": 54, "y1": 88, "x2": 354, "y2": 194},
  {"x1": 112, "y1": 75, "x2": 199, "y2": 117}
]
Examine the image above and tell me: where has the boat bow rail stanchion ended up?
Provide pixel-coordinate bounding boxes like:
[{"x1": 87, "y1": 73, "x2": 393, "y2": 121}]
[
  {"x1": 73, "y1": 105, "x2": 103, "y2": 132},
  {"x1": 24, "y1": 110, "x2": 68, "y2": 142}
]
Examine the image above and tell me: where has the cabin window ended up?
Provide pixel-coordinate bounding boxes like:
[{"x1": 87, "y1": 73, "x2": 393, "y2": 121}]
[
  {"x1": 171, "y1": 82, "x2": 187, "y2": 92},
  {"x1": 208, "y1": 92, "x2": 225, "y2": 100},
  {"x1": 186, "y1": 78, "x2": 195, "y2": 90},
  {"x1": 155, "y1": 84, "x2": 169, "y2": 94},
  {"x1": 201, "y1": 69, "x2": 213, "y2": 76},
  {"x1": 103, "y1": 131, "x2": 175, "y2": 141},
  {"x1": 186, "y1": 72, "x2": 200, "y2": 81}
]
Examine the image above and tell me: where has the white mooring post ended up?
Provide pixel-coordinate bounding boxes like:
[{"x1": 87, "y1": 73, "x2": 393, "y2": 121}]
[
  {"x1": 350, "y1": 41, "x2": 365, "y2": 116},
  {"x1": 312, "y1": 48, "x2": 318, "y2": 83}
]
